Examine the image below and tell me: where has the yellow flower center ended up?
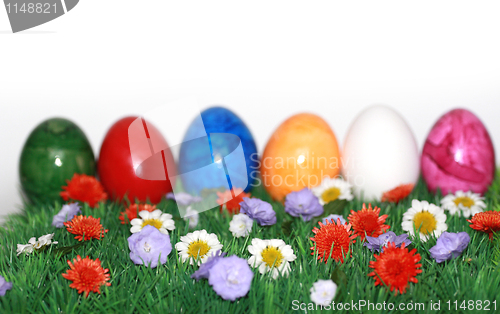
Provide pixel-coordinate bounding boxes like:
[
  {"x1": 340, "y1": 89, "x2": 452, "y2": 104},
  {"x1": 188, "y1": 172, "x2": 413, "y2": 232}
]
[
  {"x1": 413, "y1": 211, "x2": 437, "y2": 235},
  {"x1": 453, "y1": 196, "x2": 475, "y2": 208},
  {"x1": 321, "y1": 187, "x2": 341, "y2": 203},
  {"x1": 261, "y1": 246, "x2": 284, "y2": 268},
  {"x1": 187, "y1": 240, "x2": 210, "y2": 260},
  {"x1": 141, "y1": 219, "x2": 163, "y2": 230}
]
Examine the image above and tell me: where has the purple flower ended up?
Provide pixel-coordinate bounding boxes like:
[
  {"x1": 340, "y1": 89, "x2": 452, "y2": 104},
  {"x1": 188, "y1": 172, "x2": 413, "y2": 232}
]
[
  {"x1": 52, "y1": 203, "x2": 81, "y2": 228},
  {"x1": 208, "y1": 255, "x2": 253, "y2": 301},
  {"x1": 322, "y1": 214, "x2": 346, "y2": 225},
  {"x1": 128, "y1": 225, "x2": 172, "y2": 268},
  {"x1": 364, "y1": 231, "x2": 411, "y2": 252},
  {"x1": 166, "y1": 192, "x2": 202, "y2": 206},
  {"x1": 429, "y1": 232, "x2": 470, "y2": 263},
  {"x1": 0, "y1": 275, "x2": 12, "y2": 296},
  {"x1": 239, "y1": 198, "x2": 276, "y2": 226},
  {"x1": 284, "y1": 188, "x2": 323, "y2": 221},
  {"x1": 191, "y1": 250, "x2": 227, "y2": 281}
]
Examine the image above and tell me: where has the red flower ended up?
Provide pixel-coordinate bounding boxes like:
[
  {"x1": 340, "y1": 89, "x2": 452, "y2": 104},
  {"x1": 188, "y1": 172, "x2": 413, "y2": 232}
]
[
  {"x1": 62, "y1": 255, "x2": 111, "y2": 297},
  {"x1": 368, "y1": 242, "x2": 422, "y2": 295},
  {"x1": 348, "y1": 203, "x2": 390, "y2": 241},
  {"x1": 381, "y1": 184, "x2": 414, "y2": 203},
  {"x1": 216, "y1": 188, "x2": 250, "y2": 214},
  {"x1": 467, "y1": 211, "x2": 500, "y2": 240},
  {"x1": 119, "y1": 203, "x2": 157, "y2": 224},
  {"x1": 60, "y1": 174, "x2": 108, "y2": 208},
  {"x1": 310, "y1": 219, "x2": 356, "y2": 263},
  {"x1": 64, "y1": 215, "x2": 109, "y2": 241}
]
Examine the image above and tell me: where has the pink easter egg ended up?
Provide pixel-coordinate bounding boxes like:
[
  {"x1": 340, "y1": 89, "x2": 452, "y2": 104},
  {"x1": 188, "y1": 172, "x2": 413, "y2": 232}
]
[{"x1": 421, "y1": 108, "x2": 495, "y2": 195}]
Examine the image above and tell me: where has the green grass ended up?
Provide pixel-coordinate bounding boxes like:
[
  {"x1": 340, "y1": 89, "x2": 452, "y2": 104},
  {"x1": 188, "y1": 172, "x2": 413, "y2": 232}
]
[{"x1": 1, "y1": 177, "x2": 500, "y2": 314}]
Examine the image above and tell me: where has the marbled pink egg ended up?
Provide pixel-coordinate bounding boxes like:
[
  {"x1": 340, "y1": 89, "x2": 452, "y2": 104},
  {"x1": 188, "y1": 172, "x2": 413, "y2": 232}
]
[{"x1": 421, "y1": 108, "x2": 495, "y2": 195}]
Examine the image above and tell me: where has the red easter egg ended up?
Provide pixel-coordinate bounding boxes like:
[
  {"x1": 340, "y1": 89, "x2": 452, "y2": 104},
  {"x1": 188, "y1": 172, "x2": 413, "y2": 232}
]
[{"x1": 98, "y1": 116, "x2": 176, "y2": 203}]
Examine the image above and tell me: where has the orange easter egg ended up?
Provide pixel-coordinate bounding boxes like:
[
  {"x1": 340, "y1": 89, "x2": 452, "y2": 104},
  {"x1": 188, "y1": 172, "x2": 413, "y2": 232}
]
[{"x1": 260, "y1": 113, "x2": 340, "y2": 201}]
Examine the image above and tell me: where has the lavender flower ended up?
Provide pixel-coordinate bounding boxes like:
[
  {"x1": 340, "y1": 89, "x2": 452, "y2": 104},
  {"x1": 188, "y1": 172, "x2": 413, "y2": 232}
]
[
  {"x1": 128, "y1": 225, "x2": 172, "y2": 268},
  {"x1": 284, "y1": 188, "x2": 323, "y2": 221},
  {"x1": 429, "y1": 232, "x2": 470, "y2": 263},
  {"x1": 52, "y1": 203, "x2": 81, "y2": 228},
  {"x1": 322, "y1": 214, "x2": 346, "y2": 225},
  {"x1": 166, "y1": 192, "x2": 202, "y2": 206},
  {"x1": 191, "y1": 250, "x2": 227, "y2": 281},
  {"x1": 0, "y1": 275, "x2": 12, "y2": 296},
  {"x1": 208, "y1": 255, "x2": 254, "y2": 301},
  {"x1": 364, "y1": 231, "x2": 411, "y2": 252},
  {"x1": 239, "y1": 198, "x2": 277, "y2": 226}
]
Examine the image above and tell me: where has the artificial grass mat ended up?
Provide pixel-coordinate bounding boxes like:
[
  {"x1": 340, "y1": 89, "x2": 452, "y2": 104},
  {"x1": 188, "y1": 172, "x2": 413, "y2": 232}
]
[{"x1": 1, "y1": 174, "x2": 500, "y2": 314}]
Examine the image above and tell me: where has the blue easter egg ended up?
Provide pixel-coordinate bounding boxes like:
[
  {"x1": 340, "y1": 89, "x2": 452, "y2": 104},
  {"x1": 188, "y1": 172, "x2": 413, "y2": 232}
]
[{"x1": 178, "y1": 106, "x2": 258, "y2": 194}]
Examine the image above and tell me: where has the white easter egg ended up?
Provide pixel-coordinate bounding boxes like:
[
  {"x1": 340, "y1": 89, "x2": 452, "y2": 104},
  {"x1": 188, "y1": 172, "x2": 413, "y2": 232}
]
[{"x1": 342, "y1": 105, "x2": 420, "y2": 201}]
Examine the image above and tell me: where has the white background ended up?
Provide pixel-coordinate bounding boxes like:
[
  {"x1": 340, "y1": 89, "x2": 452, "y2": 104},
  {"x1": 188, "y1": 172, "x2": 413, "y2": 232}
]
[{"x1": 1, "y1": 1, "x2": 499, "y2": 221}]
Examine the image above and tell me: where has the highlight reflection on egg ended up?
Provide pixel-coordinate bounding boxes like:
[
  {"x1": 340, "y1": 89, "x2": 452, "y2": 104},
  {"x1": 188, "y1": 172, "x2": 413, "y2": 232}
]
[
  {"x1": 421, "y1": 108, "x2": 495, "y2": 195},
  {"x1": 19, "y1": 117, "x2": 95, "y2": 203},
  {"x1": 98, "y1": 117, "x2": 176, "y2": 204},
  {"x1": 178, "y1": 106, "x2": 258, "y2": 194},
  {"x1": 342, "y1": 105, "x2": 420, "y2": 201},
  {"x1": 260, "y1": 113, "x2": 340, "y2": 201}
]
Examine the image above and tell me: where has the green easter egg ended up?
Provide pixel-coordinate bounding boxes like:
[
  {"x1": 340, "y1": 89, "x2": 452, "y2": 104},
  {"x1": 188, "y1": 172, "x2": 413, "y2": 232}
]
[{"x1": 19, "y1": 117, "x2": 96, "y2": 203}]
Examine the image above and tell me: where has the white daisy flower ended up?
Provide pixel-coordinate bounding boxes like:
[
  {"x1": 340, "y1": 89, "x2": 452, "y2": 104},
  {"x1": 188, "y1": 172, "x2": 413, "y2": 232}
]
[
  {"x1": 17, "y1": 237, "x2": 36, "y2": 256},
  {"x1": 183, "y1": 206, "x2": 199, "y2": 229},
  {"x1": 312, "y1": 177, "x2": 354, "y2": 205},
  {"x1": 229, "y1": 213, "x2": 253, "y2": 238},
  {"x1": 33, "y1": 233, "x2": 58, "y2": 249},
  {"x1": 310, "y1": 279, "x2": 337, "y2": 306},
  {"x1": 401, "y1": 200, "x2": 448, "y2": 242},
  {"x1": 130, "y1": 209, "x2": 175, "y2": 235},
  {"x1": 17, "y1": 233, "x2": 58, "y2": 256},
  {"x1": 175, "y1": 229, "x2": 223, "y2": 265},
  {"x1": 440, "y1": 190, "x2": 486, "y2": 218},
  {"x1": 247, "y1": 238, "x2": 297, "y2": 279}
]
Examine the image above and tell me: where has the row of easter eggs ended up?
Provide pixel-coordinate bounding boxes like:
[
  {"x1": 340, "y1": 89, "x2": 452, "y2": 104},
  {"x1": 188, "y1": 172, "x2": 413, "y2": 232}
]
[{"x1": 19, "y1": 106, "x2": 495, "y2": 205}]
